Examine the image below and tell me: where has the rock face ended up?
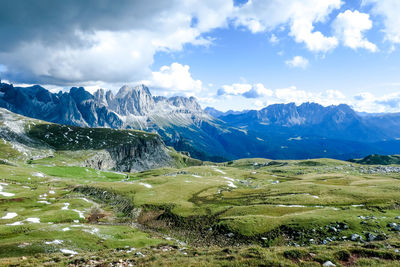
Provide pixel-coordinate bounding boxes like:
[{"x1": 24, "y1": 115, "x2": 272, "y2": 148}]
[
  {"x1": 84, "y1": 139, "x2": 173, "y2": 172},
  {"x1": 0, "y1": 108, "x2": 173, "y2": 172},
  {"x1": 2, "y1": 81, "x2": 400, "y2": 161},
  {"x1": 106, "y1": 138, "x2": 172, "y2": 172}
]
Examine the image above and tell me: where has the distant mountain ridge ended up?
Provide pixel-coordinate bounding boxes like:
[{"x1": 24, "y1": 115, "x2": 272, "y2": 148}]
[
  {"x1": 1, "y1": 81, "x2": 400, "y2": 161},
  {"x1": 0, "y1": 82, "x2": 249, "y2": 161}
]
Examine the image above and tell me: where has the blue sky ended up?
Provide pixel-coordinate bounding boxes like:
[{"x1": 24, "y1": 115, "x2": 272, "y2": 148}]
[{"x1": 1, "y1": 0, "x2": 400, "y2": 112}]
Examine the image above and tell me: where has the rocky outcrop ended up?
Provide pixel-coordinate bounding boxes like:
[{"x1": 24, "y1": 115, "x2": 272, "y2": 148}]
[
  {"x1": 107, "y1": 138, "x2": 172, "y2": 172},
  {"x1": 83, "y1": 134, "x2": 173, "y2": 172}
]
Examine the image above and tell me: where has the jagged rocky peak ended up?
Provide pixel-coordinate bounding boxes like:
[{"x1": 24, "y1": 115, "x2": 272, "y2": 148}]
[
  {"x1": 69, "y1": 86, "x2": 95, "y2": 104},
  {"x1": 115, "y1": 84, "x2": 151, "y2": 98},
  {"x1": 105, "y1": 84, "x2": 155, "y2": 116},
  {"x1": 93, "y1": 88, "x2": 108, "y2": 106},
  {"x1": 258, "y1": 102, "x2": 305, "y2": 126},
  {"x1": 167, "y1": 96, "x2": 202, "y2": 112}
]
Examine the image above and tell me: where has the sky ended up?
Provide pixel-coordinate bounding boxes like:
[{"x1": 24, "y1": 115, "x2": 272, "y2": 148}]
[{"x1": 0, "y1": 0, "x2": 400, "y2": 112}]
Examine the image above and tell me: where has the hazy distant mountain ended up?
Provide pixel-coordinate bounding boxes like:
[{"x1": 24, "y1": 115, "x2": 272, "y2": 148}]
[
  {"x1": 0, "y1": 82, "x2": 255, "y2": 161},
  {"x1": 1, "y1": 81, "x2": 400, "y2": 161},
  {"x1": 205, "y1": 107, "x2": 249, "y2": 118}
]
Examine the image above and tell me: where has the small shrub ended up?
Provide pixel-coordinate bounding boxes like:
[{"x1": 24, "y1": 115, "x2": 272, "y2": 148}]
[
  {"x1": 283, "y1": 249, "x2": 307, "y2": 260},
  {"x1": 335, "y1": 249, "x2": 351, "y2": 261}
]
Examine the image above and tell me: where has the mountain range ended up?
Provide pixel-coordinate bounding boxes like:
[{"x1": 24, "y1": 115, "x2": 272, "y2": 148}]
[{"x1": 1, "y1": 81, "x2": 400, "y2": 161}]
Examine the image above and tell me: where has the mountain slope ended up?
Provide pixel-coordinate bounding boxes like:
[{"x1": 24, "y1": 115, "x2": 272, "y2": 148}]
[
  {"x1": 0, "y1": 108, "x2": 175, "y2": 172},
  {"x1": 0, "y1": 82, "x2": 261, "y2": 161},
  {"x1": 2, "y1": 81, "x2": 400, "y2": 161}
]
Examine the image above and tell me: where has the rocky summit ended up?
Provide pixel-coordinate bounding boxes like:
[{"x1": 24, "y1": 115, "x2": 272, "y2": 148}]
[{"x1": 2, "y1": 82, "x2": 400, "y2": 162}]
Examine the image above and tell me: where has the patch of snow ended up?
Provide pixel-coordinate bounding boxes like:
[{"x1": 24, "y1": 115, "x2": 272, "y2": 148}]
[
  {"x1": 139, "y1": 182, "x2": 152, "y2": 188},
  {"x1": 32, "y1": 172, "x2": 44, "y2": 177},
  {"x1": 45, "y1": 240, "x2": 63, "y2": 245},
  {"x1": 80, "y1": 197, "x2": 91, "y2": 203},
  {"x1": 276, "y1": 204, "x2": 307, "y2": 208},
  {"x1": 84, "y1": 227, "x2": 99, "y2": 235},
  {"x1": 0, "y1": 184, "x2": 15, "y2": 197},
  {"x1": 0, "y1": 192, "x2": 15, "y2": 197},
  {"x1": 26, "y1": 217, "x2": 40, "y2": 223},
  {"x1": 62, "y1": 227, "x2": 71, "y2": 231},
  {"x1": 73, "y1": 220, "x2": 79, "y2": 223},
  {"x1": 72, "y1": 209, "x2": 85, "y2": 219},
  {"x1": 7, "y1": 221, "x2": 23, "y2": 226},
  {"x1": 213, "y1": 168, "x2": 226, "y2": 175},
  {"x1": 126, "y1": 247, "x2": 137, "y2": 253},
  {"x1": 226, "y1": 181, "x2": 237, "y2": 188},
  {"x1": 37, "y1": 200, "x2": 51, "y2": 204},
  {"x1": 1, "y1": 212, "x2": 18, "y2": 219},
  {"x1": 60, "y1": 249, "x2": 78, "y2": 255},
  {"x1": 62, "y1": 203, "x2": 70, "y2": 210},
  {"x1": 49, "y1": 190, "x2": 56, "y2": 194},
  {"x1": 192, "y1": 175, "x2": 202, "y2": 178}
]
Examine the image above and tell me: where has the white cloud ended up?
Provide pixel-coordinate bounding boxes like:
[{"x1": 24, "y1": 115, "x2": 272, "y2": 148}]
[
  {"x1": 353, "y1": 91, "x2": 400, "y2": 112},
  {"x1": 212, "y1": 82, "x2": 400, "y2": 113},
  {"x1": 364, "y1": 0, "x2": 400, "y2": 47},
  {"x1": 275, "y1": 86, "x2": 312, "y2": 102},
  {"x1": 285, "y1": 56, "x2": 309, "y2": 69},
  {"x1": 243, "y1": 83, "x2": 274, "y2": 98},
  {"x1": 233, "y1": 0, "x2": 342, "y2": 52},
  {"x1": 145, "y1": 62, "x2": 203, "y2": 94},
  {"x1": 290, "y1": 18, "x2": 338, "y2": 52},
  {"x1": 269, "y1": 34, "x2": 279, "y2": 44},
  {"x1": 218, "y1": 83, "x2": 273, "y2": 98},
  {"x1": 218, "y1": 83, "x2": 252, "y2": 96},
  {"x1": 0, "y1": 1, "x2": 234, "y2": 85},
  {"x1": 333, "y1": 10, "x2": 377, "y2": 52}
]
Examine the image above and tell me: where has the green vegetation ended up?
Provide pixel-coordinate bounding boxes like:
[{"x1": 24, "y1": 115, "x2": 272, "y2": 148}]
[
  {"x1": 2, "y1": 156, "x2": 400, "y2": 266},
  {"x1": 27, "y1": 123, "x2": 158, "y2": 151},
  {"x1": 2, "y1": 110, "x2": 400, "y2": 265},
  {"x1": 349, "y1": 154, "x2": 400, "y2": 165}
]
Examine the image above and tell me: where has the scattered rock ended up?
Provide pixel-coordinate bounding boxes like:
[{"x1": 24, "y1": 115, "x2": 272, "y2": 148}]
[
  {"x1": 323, "y1": 260, "x2": 336, "y2": 267},
  {"x1": 351, "y1": 234, "x2": 363, "y2": 241}
]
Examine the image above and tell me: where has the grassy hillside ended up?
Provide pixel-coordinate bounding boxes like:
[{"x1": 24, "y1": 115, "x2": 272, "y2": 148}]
[
  {"x1": 1, "y1": 155, "x2": 400, "y2": 266},
  {"x1": 349, "y1": 154, "x2": 400, "y2": 165},
  {"x1": 0, "y1": 108, "x2": 197, "y2": 171},
  {"x1": 2, "y1": 108, "x2": 400, "y2": 266}
]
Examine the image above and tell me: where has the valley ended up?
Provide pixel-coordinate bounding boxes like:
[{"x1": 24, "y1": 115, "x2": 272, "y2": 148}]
[{"x1": 1, "y1": 108, "x2": 400, "y2": 266}]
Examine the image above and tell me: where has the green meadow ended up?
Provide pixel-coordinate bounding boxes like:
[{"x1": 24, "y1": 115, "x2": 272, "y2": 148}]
[{"x1": 2, "y1": 155, "x2": 400, "y2": 266}]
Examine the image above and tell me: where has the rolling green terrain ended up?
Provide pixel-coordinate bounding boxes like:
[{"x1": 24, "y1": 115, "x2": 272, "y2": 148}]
[
  {"x1": 1, "y1": 109, "x2": 400, "y2": 266},
  {"x1": 348, "y1": 154, "x2": 400, "y2": 165}
]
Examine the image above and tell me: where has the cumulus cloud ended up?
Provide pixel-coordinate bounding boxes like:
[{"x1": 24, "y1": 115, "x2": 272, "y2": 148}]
[
  {"x1": 218, "y1": 83, "x2": 273, "y2": 98},
  {"x1": 144, "y1": 62, "x2": 203, "y2": 94},
  {"x1": 364, "y1": 0, "x2": 400, "y2": 47},
  {"x1": 233, "y1": 0, "x2": 342, "y2": 52},
  {"x1": 243, "y1": 84, "x2": 274, "y2": 98},
  {"x1": 269, "y1": 34, "x2": 279, "y2": 44},
  {"x1": 218, "y1": 83, "x2": 252, "y2": 96},
  {"x1": 353, "y1": 91, "x2": 400, "y2": 112},
  {"x1": 332, "y1": 10, "x2": 377, "y2": 52},
  {"x1": 0, "y1": 0, "x2": 234, "y2": 85},
  {"x1": 285, "y1": 56, "x2": 309, "y2": 69}
]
